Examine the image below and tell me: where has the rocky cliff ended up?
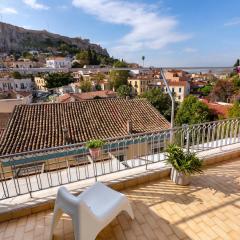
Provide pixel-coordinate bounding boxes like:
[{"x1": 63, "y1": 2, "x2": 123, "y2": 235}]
[{"x1": 0, "y1": 22, "x2": 109, "y2": 56}]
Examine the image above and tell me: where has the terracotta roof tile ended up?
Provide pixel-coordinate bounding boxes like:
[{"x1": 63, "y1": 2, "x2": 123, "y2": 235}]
[
  {"x1": 0, "y1": 99, "x2": 170, "y2": 155},
  {"x1": 72, "y1": 91, "x2": 117, "y2": 100},
  {"x1": 201, "y1": 99, "x2": 231, "y2": 118}
]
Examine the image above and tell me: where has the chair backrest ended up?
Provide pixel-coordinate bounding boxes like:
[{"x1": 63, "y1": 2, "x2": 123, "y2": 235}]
[{"x1": 57, "y1": 186, "x2": 97, "y2": 219}]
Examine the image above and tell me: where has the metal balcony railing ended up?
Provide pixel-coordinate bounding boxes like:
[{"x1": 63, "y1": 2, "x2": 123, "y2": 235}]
[{"x1": 1, "y1": 117, "x2": 240, "y2": 200}]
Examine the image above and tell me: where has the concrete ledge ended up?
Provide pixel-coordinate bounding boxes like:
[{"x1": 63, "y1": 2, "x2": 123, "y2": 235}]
[{"x1": 0, "y1": 147, "x2": 240, "y2": 223}]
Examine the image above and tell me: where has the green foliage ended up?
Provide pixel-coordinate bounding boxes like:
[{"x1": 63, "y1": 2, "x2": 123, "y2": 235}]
[
  {"x1": 234, "y1": 59, "x2": 240, "y2": 67},
  {"x1": 113, "y1": 60, "x2": 128, "y2": 68},
  {"x1": 165, "y1": 144, "x2": 203, "y2": 175},
  {"x1": 86, "y1": 139, "x2": 105, "y2": 149},
  {"x1": 210, "y1": 79, "x2": 234, "y2": 102},
  {"x1": 11, "y1": 71, "x2": 22, "y2": 79},
  {"x1": 72, "y1": 61, "x2": 82, "y2": 68},
  {"x1": 76, "y1": 51, "x2": 90, "y2": 66},
  {"x1": 22, "y1": 52, "x2": 38, "y2": 62},
  {"x1": 232, "y1": 75, "x2": 240, "y2": 90},
  {"x1": 175, "y1": 95, "x2": 211, "y2": 126},
  {"x1": 109, "y1": 70, "x2": 129, "y2": 90},
  {"x1": 117, "y1": 85, "x2": 131, "y2": 97},
  {"x1": 92, "y1": 72, "x2": 105, "y2": 83},
  {"x1": 228, "y1": 101, "x2": 240, "y2": 118},
  {"x1": 95, "y1": 84, "x2": 102, "y2": 91},
  {"x1": 200, "y1": 85, "x2": 212, "y2": 96},
  {"x1": 44, "y1": 73, "x2": 74, "y2": 89},
  {"x1": 140, "y1": 88, "x2": 176, "y2": 121},
  {"x1": 75, "y1": 49, "x2": 117, "y2": 66},
  {"x1": 80, "y1": 81, "x2": 92, "y2": 92}
]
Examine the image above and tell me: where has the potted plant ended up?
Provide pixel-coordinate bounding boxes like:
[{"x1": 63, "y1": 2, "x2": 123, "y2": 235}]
[
  {"x1": 165, "y1": 144, "x2": 203, "y2": 185},
  {"x1": 86, "y1": 139, "x2": 105, "y2": 158}
]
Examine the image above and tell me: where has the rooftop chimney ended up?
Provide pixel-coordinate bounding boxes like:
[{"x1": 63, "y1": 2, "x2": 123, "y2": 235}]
[
  {"x1": 127, "y1": 120, "x2": 132, "y2": 134},
  {"x1": 62, "y1": 126, "x2": 70, "y2": 144}
]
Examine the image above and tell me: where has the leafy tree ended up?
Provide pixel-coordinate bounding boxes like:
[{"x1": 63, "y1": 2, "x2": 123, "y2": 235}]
[
  {"x1": 140, "y1": 88, "x2": 176, "y2": 121},
  {"x1": 175, "y1": 95, "x2": 211, "y2": 126},
  {"x1": 109, "y1": 70, "x2": 129, "y2": 90},
  {"x1": 11, "y1": 71, "x2": 22, "y2": 79},
  {"x1": 142, "y1": 56, "x2": 145, "y2": 67},
  {"x1": 80, "y1": 81, "x2": 92, "y2": 92},
  {"x1": 76, "y1": 51, "x2": 90, "y2": 66},
  {"x1": 228, "y1": 101, "x2": 240, "y2": 118},
  {"x1": 92, "y1": 72, "x2": 105, "y2": 83},
  {"x1": 200, "y1": 85, "x2": 212, "y2": 96},
  {"x1": 232, "y1": 75, "x2": 240, "y2": 90},
  {"x1": 117, "y1": 85, "x2": 131, "y2": 98},
  {"x1": 95, "y1": 84, "x2": 102, "y2": 91},
  {"x1": 72, "y1": 61, "x2": 82, "y2": 68},
  {"x1": 210, "y1": 79, "x2": 234, "y2": 102},
  {"x1": 44, "y1": 73, "x2": 74, "y2": 89},
  {"x1": 234, "y1": 59, "x2": 240, "y2": 67},
  {"x1": 113, "y1": 60, "x2": 128, "y2": 68}
]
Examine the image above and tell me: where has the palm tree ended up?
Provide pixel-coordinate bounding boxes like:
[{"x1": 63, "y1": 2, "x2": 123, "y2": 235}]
[{"x1": 142, "y1": 56, "x2": 145, "y2": 67}]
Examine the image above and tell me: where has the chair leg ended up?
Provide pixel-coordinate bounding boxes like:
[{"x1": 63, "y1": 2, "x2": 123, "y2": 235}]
[
  {"x1": 124, "y1": 202, "x2": 134, "y2": 220},
  {"x1": 49, "y1": 206, "x2": 63, "y2": 240},
  {"x1": 72, "y1": 216, "x2": 98, "y2": 240}
]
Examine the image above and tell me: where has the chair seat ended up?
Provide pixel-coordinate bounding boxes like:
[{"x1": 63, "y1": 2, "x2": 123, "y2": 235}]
[{"x1": 81, "y1": 182, "x2": 125, "y2": 219}]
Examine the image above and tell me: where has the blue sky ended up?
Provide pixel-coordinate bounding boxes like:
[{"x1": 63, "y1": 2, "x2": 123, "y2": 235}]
[{"x1": 0, "y1": 0, "x2": 240, "y2": 67}]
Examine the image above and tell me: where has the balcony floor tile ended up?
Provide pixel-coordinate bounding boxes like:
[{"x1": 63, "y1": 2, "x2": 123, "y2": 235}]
[{"x1": 0, "y1": 159, "x2": 240, "y2": 240}]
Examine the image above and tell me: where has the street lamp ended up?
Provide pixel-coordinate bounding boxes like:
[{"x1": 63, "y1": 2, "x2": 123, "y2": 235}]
[{"x1": 160, "y1": 68, "x2": 175, "y2": 128}]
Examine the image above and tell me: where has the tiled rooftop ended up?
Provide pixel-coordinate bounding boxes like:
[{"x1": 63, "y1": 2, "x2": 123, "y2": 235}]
[
  {"x1": 0, "y1": 158, "x2": 239, "y2": 240},
  {"x1": 0, "y1": 98, "x2": 170, "y2": 155}
]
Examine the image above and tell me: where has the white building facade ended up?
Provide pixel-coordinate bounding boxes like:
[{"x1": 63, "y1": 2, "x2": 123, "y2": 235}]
[
  {"x1": 0, "y1": 78, "x2": 32, "y2": 92},
  {"x1": 46, "y1": 57, "x2": 71, "y2": 69}
]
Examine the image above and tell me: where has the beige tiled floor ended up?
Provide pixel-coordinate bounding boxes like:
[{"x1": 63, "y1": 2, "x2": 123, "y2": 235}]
[{"x1": 1, "y1": 159, "x2": 240, "y2": 240}]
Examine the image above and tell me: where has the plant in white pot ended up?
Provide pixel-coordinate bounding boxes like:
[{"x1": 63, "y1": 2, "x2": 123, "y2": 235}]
[
  {"x1": 165, "y1": 144, "x2": 203, "y2": 185},
  {"x1": 86, "y1": 139, "x2": 105, "y2": 159}
]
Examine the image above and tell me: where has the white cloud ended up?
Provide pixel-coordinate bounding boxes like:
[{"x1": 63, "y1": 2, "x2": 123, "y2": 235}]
[
  {"x1": 23, "y1": 0, "x2": 49, "y2": 10},
  {"x1": 72, "y1": 0, "x2": 190, "y2": 52},
  {"x1": 183, "y1": 47, "x2": 198, "y2": 53},
  {"x1": 224, "y1": 18, "x2": 240, "y2": 26},
  {"x1": 0, "y1": 7, "x2": 18, "y2": 14}
]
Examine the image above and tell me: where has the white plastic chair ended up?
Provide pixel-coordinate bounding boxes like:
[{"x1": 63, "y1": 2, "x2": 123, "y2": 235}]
[{"x1": 50, "y1": 182, "x2": 134, "y2": 240}]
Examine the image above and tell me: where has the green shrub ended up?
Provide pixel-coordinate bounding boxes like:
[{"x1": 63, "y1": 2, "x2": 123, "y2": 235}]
[
  {"x1": 86, "y1": 139, "x2": 105, "y2": 149},
  {"x1": 165, "y1": 144, "x2": 203, "y2": 175}
]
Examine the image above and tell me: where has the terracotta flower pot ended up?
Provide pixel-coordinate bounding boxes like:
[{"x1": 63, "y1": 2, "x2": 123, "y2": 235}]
[
  {"x1": 171, "y1": 168, "x2": 190, "y2": 185},
  {"x1": 89, "y1": 148, "x2": 101, "y2": 158}
]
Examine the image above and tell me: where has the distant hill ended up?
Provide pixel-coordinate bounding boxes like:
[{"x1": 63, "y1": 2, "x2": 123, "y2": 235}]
[{"x1": 0, "y1": 22, "x2": 109, "y2": 56}]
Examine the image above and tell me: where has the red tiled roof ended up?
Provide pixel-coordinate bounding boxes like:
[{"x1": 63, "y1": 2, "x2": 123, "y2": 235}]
[
  {"x1": 0, "y1": 99, "x2": 170, "y2": 155},
  {"x1": 58, "y1": 93, "x2": 72, "y2": 103},
  {"x1": 71, "y1": 91, "x2": 117, "y2": 101},
  {"x1": 0, "y1": 113, "x2": 12, "y2": 139},
  {"x1": 168, "y1": 81, "x2": 188, "y2": 87},
  {"x1": 57, "y1": 91, "x2": 117, "y2": 103},
  {"x1": 201, "y1": 99, "x2": 231, "y2": 118}
]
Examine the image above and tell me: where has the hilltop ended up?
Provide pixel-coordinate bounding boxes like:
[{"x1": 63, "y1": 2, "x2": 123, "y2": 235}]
[{"x1": 0, "y1": 22, "x2": 109, "y2": 56}]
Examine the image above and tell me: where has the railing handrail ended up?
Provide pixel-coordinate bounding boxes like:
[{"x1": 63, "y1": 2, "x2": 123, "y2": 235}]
[{"x1": 1, "y1": 117, "x2": 240, "y2": 160}]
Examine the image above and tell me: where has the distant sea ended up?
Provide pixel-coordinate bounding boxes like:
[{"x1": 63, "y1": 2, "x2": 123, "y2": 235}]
[{"x1": 182, "y1": 68, "x2": 233, "y2": 74}]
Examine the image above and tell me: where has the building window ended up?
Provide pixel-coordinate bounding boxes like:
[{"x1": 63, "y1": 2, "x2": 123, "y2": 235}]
[
  {"x1": 172, "y1": 88, "x2": 175, "y2": 93},
  {"x1": 179, "y1": 87, "x2": 182, "y2": 93}
]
